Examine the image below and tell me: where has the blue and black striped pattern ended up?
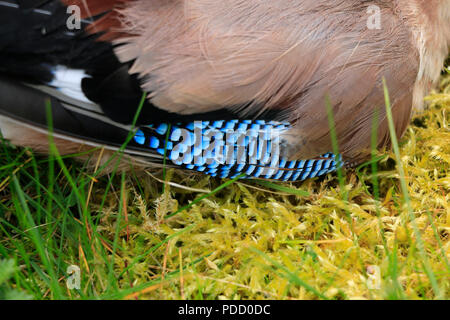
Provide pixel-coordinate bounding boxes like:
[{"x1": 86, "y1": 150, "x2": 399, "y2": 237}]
[{"x1": 133, "y1": 120, "x2": 341, "y2": 181}]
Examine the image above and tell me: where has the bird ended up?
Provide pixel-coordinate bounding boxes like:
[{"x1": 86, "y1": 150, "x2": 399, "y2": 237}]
[{"x1": 0, "y1": 0, "x2": 448, "y2": 181}]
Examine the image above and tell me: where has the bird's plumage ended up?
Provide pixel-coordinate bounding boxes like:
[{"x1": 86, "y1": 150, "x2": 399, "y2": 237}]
[{"x1": 0, "y1": 0, "x2": 448, "y2": 180}]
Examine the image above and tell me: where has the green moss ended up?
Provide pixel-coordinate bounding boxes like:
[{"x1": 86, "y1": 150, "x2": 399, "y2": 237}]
[{"x1": 0, "y1": 74, "x2": 448, "y2": 300}]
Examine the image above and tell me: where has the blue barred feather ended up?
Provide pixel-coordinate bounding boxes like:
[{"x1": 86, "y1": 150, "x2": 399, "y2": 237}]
[{"x1": 134, "y1": 120, "x2": 342, "y2": 181}]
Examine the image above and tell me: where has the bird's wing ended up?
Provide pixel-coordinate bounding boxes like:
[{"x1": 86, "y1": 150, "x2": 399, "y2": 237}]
[
  {"x1": 0, "y1": 74, "x2": 340, "y2": 181},
  {"x1": 0, "y1": 0, "x2": 421, "y2": 181}
]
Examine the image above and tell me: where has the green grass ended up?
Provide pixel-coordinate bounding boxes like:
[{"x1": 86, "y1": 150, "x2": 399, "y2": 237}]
[{"x1": 0, "y1": 73, "x2": 449, "y2": 300}]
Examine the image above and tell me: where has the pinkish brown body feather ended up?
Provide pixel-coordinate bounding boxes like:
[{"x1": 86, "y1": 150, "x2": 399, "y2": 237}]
[{"x1": 25, "y1": 0, "x2": 450, "y2": 164}]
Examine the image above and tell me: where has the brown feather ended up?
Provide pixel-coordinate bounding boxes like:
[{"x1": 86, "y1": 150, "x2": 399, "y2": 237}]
[
  {"x1": 0, "y1": 116, "x2": 146, "y2": 173},
  {"x1": 62, "y1": 0, "x2": 130, "y2": 40}
]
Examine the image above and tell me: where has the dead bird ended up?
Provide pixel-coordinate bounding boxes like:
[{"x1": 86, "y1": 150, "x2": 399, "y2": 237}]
[{"x1": 0, "y1": 0, "x2": 448, "y2": 180}]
